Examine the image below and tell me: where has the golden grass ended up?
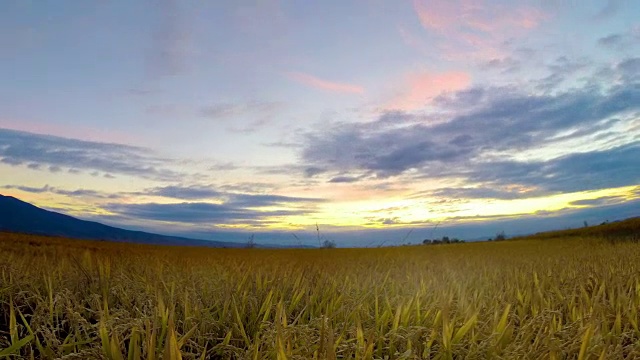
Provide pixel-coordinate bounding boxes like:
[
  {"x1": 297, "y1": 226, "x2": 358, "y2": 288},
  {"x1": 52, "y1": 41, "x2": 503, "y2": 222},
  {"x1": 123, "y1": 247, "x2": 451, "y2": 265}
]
[{"x1": 1, "y1": 231, "x2": 639, "y2": 359}]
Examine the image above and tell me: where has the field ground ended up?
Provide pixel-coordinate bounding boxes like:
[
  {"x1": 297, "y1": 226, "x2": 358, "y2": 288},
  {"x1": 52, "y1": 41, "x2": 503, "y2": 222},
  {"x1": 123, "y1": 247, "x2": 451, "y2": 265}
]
[{"x1": 1, "y1": 218, "x2": 639, "y2": 359}]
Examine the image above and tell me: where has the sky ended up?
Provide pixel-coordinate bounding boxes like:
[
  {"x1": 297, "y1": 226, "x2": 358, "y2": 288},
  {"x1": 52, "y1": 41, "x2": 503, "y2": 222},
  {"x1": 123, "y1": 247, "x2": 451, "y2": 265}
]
[{"x1": 1, "y1": 0, "x2": 639, "y2": 247}]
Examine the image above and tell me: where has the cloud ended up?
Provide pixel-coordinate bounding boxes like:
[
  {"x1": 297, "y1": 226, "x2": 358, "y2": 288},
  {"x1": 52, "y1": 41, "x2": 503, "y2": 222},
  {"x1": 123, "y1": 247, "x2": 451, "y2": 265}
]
[
  {"x1": 413, "y1": 0, "x2": 547, "y2": 32},
  {"x1": 464, "y1": 145, "x2": 640, "y2": 195},
  {"x1": 598, "y1": 34, "x2": 624, "y2": 47},
  {"x1": 480, "y1": 57, "x2": 521, "y2": 73},
  {"x1": 411, "y1": 0, "x2": 549, "y2": 60},
  {"x1": 234, "y1": 0, "x2": 287, "y2": 37},
  {"x1": 286, "y1": 71, "x2": 365, "y2": 94},
  {"x1": 200, "y1": 101, "x2": 282, "y2": 119},
  {"x1": 4, "y1": 182, "x2": 326, "y2": 210},
  {"x1": 143, "y1": 184, "x2": 324, "y2": 205},
  {"x1": 4, "y1": 182, "x2": 325, "y2": 226},
  {"x1": 226, "y1": 193, "x2": 325, "y2": 207},
  {"x1": 200, "y1": 100, "x2": 284, "y2": 132},
  {"x1": 593, "y1": 0, "x2": 622, "y2": 20},
  {"x1": 386, "y1": 71, "x2": 471, "y2": 111},
  {"x1": 0, "y1": 128, "x2": 181, "y2": 181},
  {"x1": 147, "y1": 0, "x2": 191, "y2": 77},
  {"x1": 535, "y1": 56, "x2": 591, "y2": 91},
  {"x1": 426, "y1": 186, "x2": 544, "y2": 200},
  {"x1": 417, "y1": 145, "x2": 634, "y2": 201},
  {"x1": 329, "y1": 176, "x2": 361, "y2": 183},
  {"x1": 0, "y1": 119, "x2": 138, "y2": 144},
  {"x1": 300, "y1": 75, "x2": 640, "y2": 193},
  {"x1": 617, "y1": 58, "x2": 640, "y2": 81},
  {"x1": 597, "y1": 27, "x2": 640, "y2": 50},
  {"x1": 569, "y1": 196, "x2": 627, "y2": 207},
  {"x1": 103, "y1": 202, "x2": 313, "y2": 225},
  {"x1": 146, "y1": 184, "x2": 324, "y2": 205},
  {"x1": 146, "y1": 185, "x2": 223, "y2": 200},
  {"x1": 2, "y1": 184, "x2": 120, "y2": 199}
]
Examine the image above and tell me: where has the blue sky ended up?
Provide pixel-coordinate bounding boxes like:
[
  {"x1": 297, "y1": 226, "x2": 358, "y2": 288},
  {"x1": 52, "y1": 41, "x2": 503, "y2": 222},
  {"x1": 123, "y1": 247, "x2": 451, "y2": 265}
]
[{"x1": 1, "y1": 0, "x2": 639, "y2": 246}]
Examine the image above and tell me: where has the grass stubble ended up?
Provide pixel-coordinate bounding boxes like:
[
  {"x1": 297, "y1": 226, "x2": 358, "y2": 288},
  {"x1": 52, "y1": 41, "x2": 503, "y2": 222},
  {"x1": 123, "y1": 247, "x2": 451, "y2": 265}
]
[{"x1": 0, "y1": 223, "x2": 639, "y2": 359}]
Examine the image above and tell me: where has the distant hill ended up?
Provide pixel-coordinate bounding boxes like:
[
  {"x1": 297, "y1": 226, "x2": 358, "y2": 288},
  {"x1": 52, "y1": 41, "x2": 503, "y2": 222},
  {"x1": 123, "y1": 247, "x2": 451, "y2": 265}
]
[
  {"x1": 513, "y1": 216, "x2": 640, "y2": 241},
  {"x1": 0, "y1": 194, "x2": 243, "y2": 247}
]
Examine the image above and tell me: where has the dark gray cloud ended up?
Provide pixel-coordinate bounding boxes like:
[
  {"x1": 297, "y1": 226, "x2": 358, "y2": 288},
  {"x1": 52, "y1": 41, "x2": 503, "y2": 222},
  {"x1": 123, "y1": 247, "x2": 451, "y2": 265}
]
[
  {"x1": 598, "y1": 34, "x2": 624, "y2": 47},
  {"x1": 569, "y1": 196, "x2": 627, "y2": 207},
  {"x1": 302, "y1": 81, "x2": 640, "y2": 180},
  {"x1": 536, "y1": 56, "x2": 590, "y2": 91},
  {"x1": 2, "y1": 184, "x2": 120, "y2": 199},
  {"x1": 0, "y1": 128, "x2": 181, "y2": 180},
  {"x1": 329, "y1": 176, "x2": 361, "y2": 183},
  {"x1": 617, "y1": 58, "x2": 640, "y2": 81},
  {"x1": 461, "y1": 144, "x2": 640, "y2": 194},
  {"x1": 300, "y1": 74, "x2": 640, "y2": 198},
  {"x1": 226, "y1": 193, "x2": 324, "y2": 207},
  {"x1": 146, "y1": 185, "x2": 224, "y2": 200},
  {"x1": 4, "y1": 183, "x2": 325, "y2": 215},
  {"x1": 103, "y1": 202, "x2": 312, "y2": 225},
  {"x1": 112, "y1": 184, "x2": 325, "y2": 224},
  {"x1": 426, "y1": 187, "x2": 543, "y2": 200},
  {"x1": 304, "y1": 167, "x2": 326, "y2": 178},
  {"x1": 142, "y1": 184, "x2": 324, "y2": 206},
  {"x1": 597, "y1": 27, "x2": 640, "y2": 50}
]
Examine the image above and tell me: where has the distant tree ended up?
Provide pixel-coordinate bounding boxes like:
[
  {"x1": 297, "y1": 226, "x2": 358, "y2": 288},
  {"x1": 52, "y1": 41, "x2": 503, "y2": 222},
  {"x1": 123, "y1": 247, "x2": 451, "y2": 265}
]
[
  {"x1": 495, "y1": 231, "x2": 506, "y2": 241},
  {"x1": 583, "y1": 221, "x2": 589, "y2": 228},
  {"x1": 321, "y1": 239, "x2": 336, "y2": 249},
  {"x1": 422, "y1": 239, "x2": 432, "y2": 245},
  {"x1": 432, "y1": 239, "x2": 442, "y2": 245},
  {"x1": 442, "y1": 236, "x2": 450, "y2": 244},
  {"x1": 246, "y1": 234, "x2": 256, "y2": 248}
]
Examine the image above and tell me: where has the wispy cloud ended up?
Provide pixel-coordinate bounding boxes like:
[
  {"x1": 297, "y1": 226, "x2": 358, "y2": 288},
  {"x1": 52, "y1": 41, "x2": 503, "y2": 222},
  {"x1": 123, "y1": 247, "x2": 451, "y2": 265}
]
[
  {"x1": 286, "y1": 71, "x2": 365, "y2": 94},
  {"x1": 593, "y1": 0, "x2": 622, "y2": 20},
  {"x1": 2, "y1": 184, "x2": 121, "y2": 199},
  {"x1": 143, "y1": 184, "x2": 325, "y2": 206},
  {"x1": 201, "y1": 101, "x2": 282, "y2": 119},
  {"x1": 0, "y1": 128, "x2": 181, "y2": 181},
  {"x1": 103, "y1": 202, "x2": 306, "y2": 225},
  {"x1": 200, "y1": 100, "x2": 284, "y2": 132},
  {"x1": 147, "y1": 0, "x2": 192, "y2": 77},
  {"x1": 411, "y1": 0, "x2": 549, "y2": 60},
  {"x1": 101, "y1": 186, "x2": 325, "y2": 226},
  {"x1": 0, "y1": 119, "x2": 137, "y2": 144},
  {"x1": 597, "y1": 26, "x2": 640, "y2": 51},
  {"x1": 412, "y1": 0, "x2": 547, "y2": 33}
]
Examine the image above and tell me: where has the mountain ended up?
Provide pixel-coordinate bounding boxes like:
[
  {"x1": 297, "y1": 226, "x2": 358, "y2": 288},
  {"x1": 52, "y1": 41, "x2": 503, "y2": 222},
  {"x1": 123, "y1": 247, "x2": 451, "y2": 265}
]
[{"x1": 0, "y1": 194, "x2": 243, "y2": 247}]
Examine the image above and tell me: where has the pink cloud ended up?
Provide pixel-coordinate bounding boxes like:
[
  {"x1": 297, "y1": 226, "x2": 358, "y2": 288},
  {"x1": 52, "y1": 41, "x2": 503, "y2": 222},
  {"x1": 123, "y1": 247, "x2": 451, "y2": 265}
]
[
  {"x1": 411, "y1": 0, "x2": 550, "y2": 61},
  {"x1": 386, "y1": 71, "x2": 471, "y2": 111},
  {"x1": 413, "y1": 0, "x2": 547, "y2": 33},
  {"x1": 287, "y1": 71, "x2": 365, "y2": 94}
]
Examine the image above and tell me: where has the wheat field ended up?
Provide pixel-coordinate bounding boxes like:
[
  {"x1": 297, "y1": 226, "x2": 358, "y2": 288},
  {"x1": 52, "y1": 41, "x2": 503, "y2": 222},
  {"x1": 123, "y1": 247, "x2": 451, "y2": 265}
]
[{"x1": 1, "y1": 224, "x2": 639, "y2": 359}]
